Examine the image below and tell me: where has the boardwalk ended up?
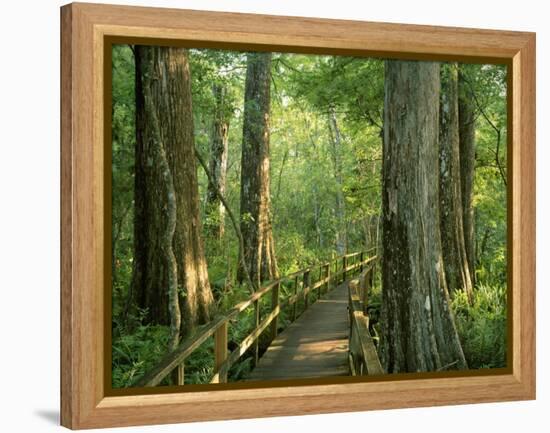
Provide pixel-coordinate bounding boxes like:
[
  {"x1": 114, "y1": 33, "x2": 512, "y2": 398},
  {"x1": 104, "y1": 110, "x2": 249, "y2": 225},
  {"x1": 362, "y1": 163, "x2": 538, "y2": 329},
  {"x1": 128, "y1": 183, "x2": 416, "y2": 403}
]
[
  {"x1": 247, "y1": 281, "x2": 350, "y2": 381},
  {"x1": 135, "y1": 252, "x2": 380, "y2": 389}
]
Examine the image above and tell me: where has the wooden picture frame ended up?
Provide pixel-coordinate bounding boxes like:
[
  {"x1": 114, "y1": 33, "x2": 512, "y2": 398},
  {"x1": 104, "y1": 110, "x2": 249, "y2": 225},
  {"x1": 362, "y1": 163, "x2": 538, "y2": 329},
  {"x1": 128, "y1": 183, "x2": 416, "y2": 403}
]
[{"x1": 61, "y1": 2, "x2": 535, "y2": 429}]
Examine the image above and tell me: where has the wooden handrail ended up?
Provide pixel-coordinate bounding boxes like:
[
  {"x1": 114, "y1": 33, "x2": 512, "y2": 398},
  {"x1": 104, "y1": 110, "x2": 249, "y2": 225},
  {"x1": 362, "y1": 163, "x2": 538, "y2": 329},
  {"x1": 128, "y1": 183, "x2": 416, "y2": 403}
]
[
  {"x1": 347, "y1": 259, "x2": 384, "y2": 376},
  {"x1": 134, "y1": 250, "x2": 375, "y2": 387}
]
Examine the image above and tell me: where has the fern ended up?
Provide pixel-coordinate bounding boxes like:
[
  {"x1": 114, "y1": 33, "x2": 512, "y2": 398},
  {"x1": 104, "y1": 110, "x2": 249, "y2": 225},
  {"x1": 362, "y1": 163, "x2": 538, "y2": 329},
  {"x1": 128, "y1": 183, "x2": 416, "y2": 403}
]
[{"x1": 451, "y1": 284, "x2": 507, "y2": 369}]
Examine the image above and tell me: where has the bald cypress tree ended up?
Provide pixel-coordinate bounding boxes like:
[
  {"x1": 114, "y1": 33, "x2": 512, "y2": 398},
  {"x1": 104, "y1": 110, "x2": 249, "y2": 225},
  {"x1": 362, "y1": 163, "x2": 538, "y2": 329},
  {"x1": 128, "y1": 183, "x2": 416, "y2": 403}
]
[
  {"x1": 238, "y1": 52, "x2": 279, "y2": 286},
  {"x1": 458, "y1": 65, "x2": 477, "y2": 283},
  {"x1": 439, "y1": 63, "x2": 474, "y2": 302},
  {"x1": 132, "y1": 46, "x2": 214, "y2": 334},
  {"x1": 380, "y1": 60, "x2": 467, "y2": 373}
]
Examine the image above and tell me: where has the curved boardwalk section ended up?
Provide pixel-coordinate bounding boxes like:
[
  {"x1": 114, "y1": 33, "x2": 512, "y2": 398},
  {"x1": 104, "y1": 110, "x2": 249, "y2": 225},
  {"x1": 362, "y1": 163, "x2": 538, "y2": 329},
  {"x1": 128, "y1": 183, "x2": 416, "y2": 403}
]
[{"x1": 247, "y1": 281, "x2": 350, "y2": 381}]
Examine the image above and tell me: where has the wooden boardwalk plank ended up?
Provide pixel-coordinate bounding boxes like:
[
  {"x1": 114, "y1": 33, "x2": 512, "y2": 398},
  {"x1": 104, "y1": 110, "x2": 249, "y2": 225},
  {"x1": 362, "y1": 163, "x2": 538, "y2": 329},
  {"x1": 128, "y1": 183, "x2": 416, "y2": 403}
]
[{"x1": 247, "y1": 281, "x2": 350, "y2": 381}]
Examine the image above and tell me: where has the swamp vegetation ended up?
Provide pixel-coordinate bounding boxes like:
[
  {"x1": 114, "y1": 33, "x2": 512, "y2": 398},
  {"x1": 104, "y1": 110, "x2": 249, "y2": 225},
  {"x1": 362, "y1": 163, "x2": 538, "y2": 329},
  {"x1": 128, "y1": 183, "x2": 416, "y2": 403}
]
[{"x1": 111, "y1": 45, "x2": 507, "y2": 387}]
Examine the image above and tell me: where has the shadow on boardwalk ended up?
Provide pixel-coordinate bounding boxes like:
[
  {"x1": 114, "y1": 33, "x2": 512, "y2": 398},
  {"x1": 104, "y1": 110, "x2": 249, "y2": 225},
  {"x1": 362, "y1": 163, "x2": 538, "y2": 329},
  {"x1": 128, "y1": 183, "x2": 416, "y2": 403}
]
[{"x1": 247, "y1": 281, "x2": 350, "y2": 381}]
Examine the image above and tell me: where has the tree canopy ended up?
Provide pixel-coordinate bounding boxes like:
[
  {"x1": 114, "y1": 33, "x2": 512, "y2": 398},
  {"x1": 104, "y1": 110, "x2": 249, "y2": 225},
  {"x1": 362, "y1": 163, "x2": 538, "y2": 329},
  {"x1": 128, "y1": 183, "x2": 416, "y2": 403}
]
[{"x1": 111, "y1": 45, "x2": 508, "y2": 387}]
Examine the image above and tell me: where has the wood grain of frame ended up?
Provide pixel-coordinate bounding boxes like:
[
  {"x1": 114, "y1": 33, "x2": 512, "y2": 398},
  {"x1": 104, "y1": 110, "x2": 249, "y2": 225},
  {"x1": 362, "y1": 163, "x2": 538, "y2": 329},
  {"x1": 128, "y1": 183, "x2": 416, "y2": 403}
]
[{"x1": 60, "y1": 2, "x2": 536, "y2": 429}]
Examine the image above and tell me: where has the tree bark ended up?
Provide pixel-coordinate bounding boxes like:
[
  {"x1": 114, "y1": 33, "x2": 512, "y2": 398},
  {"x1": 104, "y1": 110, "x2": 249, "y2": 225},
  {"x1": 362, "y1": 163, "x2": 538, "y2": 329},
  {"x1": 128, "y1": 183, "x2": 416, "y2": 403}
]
[
  {"x1": 458, "y1": 66, "x2": 476, "y2": 284},
  {"x1": 439, "y1": 64, "x2": 474, "y2": 302},
  {"x1": 141, "y1": 82, "x2": 181, "y2": 351},
  {"x1": 206, "y1": 84, "x2": 230, "y2": 241},
  {"x1": 238, "y1": 52, "x2": 279, "y2": 286},
  {"x1": 132, "y1": 46, "x2": 214, "y2": 334},
  {"x1": 380, "y1": 60, "x2": 467, "y2": 373},
  {"x1": 328, "y1": 107, "x2": 347, "y2": 255}
]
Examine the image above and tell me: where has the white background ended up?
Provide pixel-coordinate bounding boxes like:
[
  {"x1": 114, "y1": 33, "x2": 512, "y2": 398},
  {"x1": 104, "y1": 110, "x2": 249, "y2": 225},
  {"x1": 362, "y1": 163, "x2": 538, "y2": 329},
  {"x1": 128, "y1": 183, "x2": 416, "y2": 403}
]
[{"x1": 1, "y1": 0, "x2": 547, "y2": 431}]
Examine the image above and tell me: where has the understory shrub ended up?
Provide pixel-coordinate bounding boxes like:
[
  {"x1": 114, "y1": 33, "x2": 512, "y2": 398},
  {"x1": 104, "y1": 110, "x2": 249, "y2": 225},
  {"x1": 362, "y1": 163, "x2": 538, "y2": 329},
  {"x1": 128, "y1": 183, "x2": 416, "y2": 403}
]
[
  {"x1": 451, "y1": 284, "x2": 507, "y2": 369},
  {"x1": 112, "y1": 323, "x2": 171, "y2": 388}
]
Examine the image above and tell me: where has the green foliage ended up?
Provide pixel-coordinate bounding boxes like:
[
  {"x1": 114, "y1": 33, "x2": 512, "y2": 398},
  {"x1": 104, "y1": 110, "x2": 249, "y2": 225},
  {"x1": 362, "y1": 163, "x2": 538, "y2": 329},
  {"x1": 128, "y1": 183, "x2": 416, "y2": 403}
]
[
  {"x1": 112, "y1": 321, "x2": 171, "y2": 388},
  {"x1": 461, "y1": 63, "x2": 508, "y2": 286},
  {"x1": 110, "y1": 45, "x2": 509, "y2": 386},
  {"x1": 111, "y1": 44, "x2": 136, "y2": 323},
  {"x1": 182, "y1": 339, "x2": 216, "y2": 384},
  {"x1": 268, "y1": 57, "x2": 384, "y2": 267},
  {"x1": 452, "y1": 284, "x2": 507, "y2": 369}
]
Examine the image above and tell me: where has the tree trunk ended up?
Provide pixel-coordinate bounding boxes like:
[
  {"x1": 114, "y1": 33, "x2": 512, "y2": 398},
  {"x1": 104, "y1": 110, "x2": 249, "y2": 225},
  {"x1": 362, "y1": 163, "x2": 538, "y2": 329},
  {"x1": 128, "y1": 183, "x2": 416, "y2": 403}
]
[
  {"x1": 132, "y1": 46, "x2": 214, "y2": 334},
  {"x1": 206, "y1": 84, "x2": 229, "y2": 241},
  {"x1": 362, "y1": 213, "x2": 380, "y2": 253},
  {"x1": 380, "y1": 60, "x2": 467, "y2": 373},
  {"x1": 238, "y1": 52, "x2": 279, "y2": 286},
  {"x1": 313, "y1": 185, "x2": 324, "y2": 248},
  {"x1": 328, "y1": 107, "x2": 347, "y2": 255},
  {"x1": 439, "y1": 64, "x2": 474, "y2": 302},
  {"x1": 458, "y1": 66, "x2": 476, "y2": 284},
  {"x1": 141, "y1": 81, "x2": 181, "y2": 350}
]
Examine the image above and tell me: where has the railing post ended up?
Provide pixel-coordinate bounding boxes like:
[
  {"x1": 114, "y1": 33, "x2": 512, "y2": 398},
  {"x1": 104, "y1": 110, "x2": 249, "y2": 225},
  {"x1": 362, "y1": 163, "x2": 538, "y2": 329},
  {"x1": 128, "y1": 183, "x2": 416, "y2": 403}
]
[
  {"x1": 214, "y1": 321, "x2": 228, "y2": 383},
  {"x1": 271, "y1": 281, "x2": 280, "y2": 340},
  {"x1": 342, "y1": 255, "x2": 347, "y2": 282},
  {"x1": 370, "y1": 262, "x2": 375, "y2": 291},
  {"x1": 292, "y1": 275, "x2": 298, "y2": 321},
  {"x1": 318, "y1": 265, "x2": 323, "y2": 298},
  {"x1": 360, "y1": 251, "x2": 364, "y2": 273},
  {"x1": 253, "y1": 300, "x2": 260, "y2": 367},
  {"x1": 176, "y1": 363, "x2": 185, "y2": 385},
  {"x1": 303, "y1": 270, "x2": 310, "y2": 310},
  {"x1": 362, "y1": 268, "x2": 370, "y2": 315},
  {"x1": 324, "y1": 263, "x2": 330, "y2": 295}
]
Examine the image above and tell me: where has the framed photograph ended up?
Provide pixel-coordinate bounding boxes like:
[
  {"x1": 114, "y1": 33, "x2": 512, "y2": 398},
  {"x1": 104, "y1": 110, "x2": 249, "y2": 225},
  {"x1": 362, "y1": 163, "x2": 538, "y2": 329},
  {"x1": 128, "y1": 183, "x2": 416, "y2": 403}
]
[{"x1": 60, "y1": 2, "x2": 535, "y2": 429}]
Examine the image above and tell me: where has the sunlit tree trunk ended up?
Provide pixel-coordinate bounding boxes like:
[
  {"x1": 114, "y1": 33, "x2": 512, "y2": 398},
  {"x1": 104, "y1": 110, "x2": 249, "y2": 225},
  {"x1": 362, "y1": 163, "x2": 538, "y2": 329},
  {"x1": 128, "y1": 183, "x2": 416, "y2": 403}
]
[
  {"x1": 380, "y1": 60, "x2": 467, "y2": 373},
  {"x1": 458, "y1": 66, "x2": 476, "y2": 284},
  {"x1": 132, "y1": 46, "x2": 214, "y2": 334},
  {"x1": 362, "y1": 214, "x2": 380, "y2": 253},
  {"x1": 439, "y1": 64, "x2": 473, "y2": 302},
  {"x1": 238, "y1": 52, "x2": 279, "y2": 286},
  {"x1": 206, "y1": 84, "x2": 229, "y2": 241},
  {"x1": 313, "y1": 185, "x2": 324, "y2": 248}
]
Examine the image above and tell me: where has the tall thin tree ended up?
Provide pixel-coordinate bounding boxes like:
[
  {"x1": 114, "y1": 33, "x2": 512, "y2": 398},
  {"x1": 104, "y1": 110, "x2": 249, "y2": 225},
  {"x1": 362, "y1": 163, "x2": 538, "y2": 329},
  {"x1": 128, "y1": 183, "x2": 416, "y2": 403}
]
[
  {"x1": 238, "y1": 52, "x2": 279, "y2": 286},
  {"x1": 328, "y1": 106, "x2": 348, "y2": 255},
  {"x1": 439, "y1": 63, "x2": 474, "y2": 302},
  {"x1": 206, "y1": 84, "x2": 230, "y2": 241},
  {"x1": 380, "y1": 60, "x2": 467, "y2": 373},
  {"x1": 458, "y1": 65, "x2": 477, "y2": 282}
]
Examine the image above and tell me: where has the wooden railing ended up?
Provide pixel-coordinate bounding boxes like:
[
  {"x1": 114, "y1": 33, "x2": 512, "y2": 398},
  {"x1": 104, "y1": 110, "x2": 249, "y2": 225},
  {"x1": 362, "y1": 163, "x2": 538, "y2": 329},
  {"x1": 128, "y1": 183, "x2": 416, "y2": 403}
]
[
  {"x1": 134, "y1": 249, "x2": 375, "y2": 387},
  {"x1": 347, "y1": 257, "x2": 384, "y2": 376}
]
